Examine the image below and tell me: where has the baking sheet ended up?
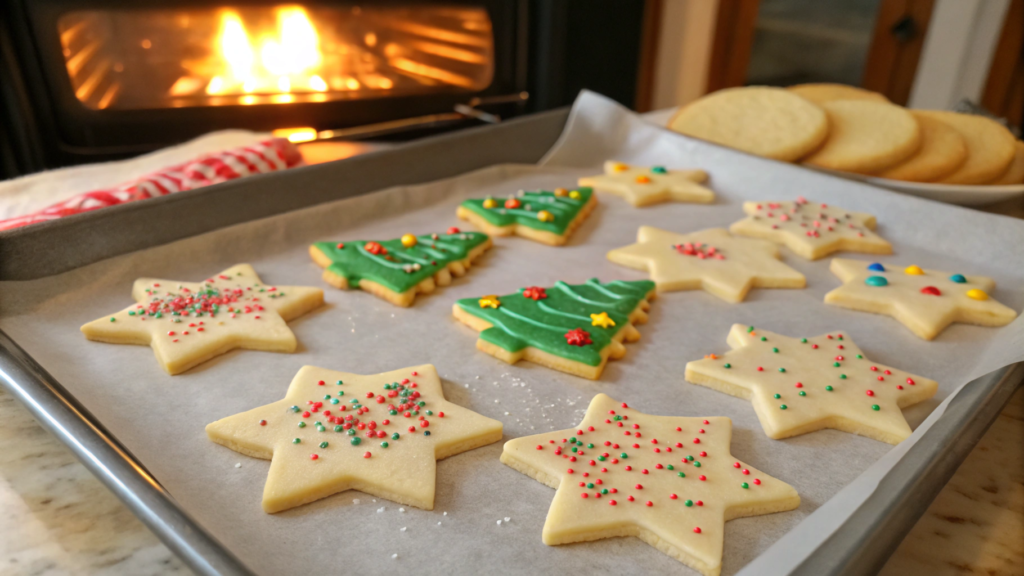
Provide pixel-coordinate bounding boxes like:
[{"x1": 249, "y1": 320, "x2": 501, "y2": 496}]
[{"x1": 2, "y1": 91, "x2": 1024, "y2": 575}]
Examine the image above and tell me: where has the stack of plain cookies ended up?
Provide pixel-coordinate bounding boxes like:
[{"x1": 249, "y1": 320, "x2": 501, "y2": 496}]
[{"x1": 669, "y1": 84, "x2": 1024, "y2": 186}]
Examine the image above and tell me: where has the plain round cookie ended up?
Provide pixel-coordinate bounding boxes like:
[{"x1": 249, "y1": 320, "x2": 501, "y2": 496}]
[
  {"x1": 918, "y1": 111, "x2": 1017, "y2": 184},
  {"x1": 991, "y1": 140, "x2": 1024, "y2": 184},
  {"x1": 802, "y1": 100, "x2": 921, "y2": 174},
  {"x1": 787, "y1": 83, "x2": 889, "y2": 105},
  {"x1": 877, "y1": 111, "x2": 967, "y2": 182},
  {"x1": 668, "y1": 86, "x2": 828, "y2": 161}
]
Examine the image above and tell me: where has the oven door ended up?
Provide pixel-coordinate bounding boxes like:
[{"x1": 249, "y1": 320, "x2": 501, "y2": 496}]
[{"x1": 16, "y1": 0, "x2": 524, "y2": 162}]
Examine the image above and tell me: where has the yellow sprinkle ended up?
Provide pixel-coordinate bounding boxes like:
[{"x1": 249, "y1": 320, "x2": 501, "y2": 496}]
[
  {"x1": 569, "y1": 190, "x2": 581, "y2": 200},
  {"x1": 590, "y1": 312, "x2": 616, "y2": 328},
  {"x1": 613, "y1": 163, "x2": 629, "y2": 172},
  {"x1": 966, "y1": 289, "x2": 989, "y2": 301},
  {"x1": 483, "y1": 198, "x2": 497, "y2": 209},
  {"x1": 479, "y1": 295, "x2": 501, "y2": 308},
  {"x1": 401, "y1": 234, "x2": 418, "y2": 248},
  {"x1": 904, "y1": 265, "x2": 924, "y2": 275},
  {"x1": 537, "y1": 210, "x2": 554, "y2": 222}
]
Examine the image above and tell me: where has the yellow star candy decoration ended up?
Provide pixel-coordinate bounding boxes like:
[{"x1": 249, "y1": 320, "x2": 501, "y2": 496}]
[
  {"x1": 729, "y1": 198, "x2": 892, "y2": 260},
  {"x1": 590, "y1": 311, "x2": 616, "y2": 328},
  {"x1": 825, "y1": 259, "x2": 1018, "y2": 340},
  {"x1": 578, "y1": 161, "x2": 715, "y2": 207},
  {"x1": 685, "y1": 324, "x2": 938, "y2": 444},
  {"x1": 479, "y1": 295, "x2": 501, "y2": 308},
  {"x1": 206, "y1": 364, "x2": 503, "y2": 513},
  {"x1": 80, "y1": 264, "x2": 324, "y2": 375},
  {"x1": 607, "y1": 226, "x2": 805, "y2": 302},
  {"x1": 502, "y1": 393, "x2": 799, "y2": 576}
]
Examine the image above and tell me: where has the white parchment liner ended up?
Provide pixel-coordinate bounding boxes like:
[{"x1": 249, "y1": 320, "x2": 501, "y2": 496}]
[{"x1": 2, "y1": 91, "x2": 1023, "y2": 575}]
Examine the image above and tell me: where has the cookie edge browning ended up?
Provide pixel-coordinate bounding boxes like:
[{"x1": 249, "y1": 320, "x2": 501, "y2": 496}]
[
  {"x1": 455, "y1": 193, "x2": 598, "y2": 246},
  {"x1": 451, "y1": 289, "x2": 655, "y2": 380},
  {"x1": 309, "y1": 238, "x2": 493, "y2": 307}
]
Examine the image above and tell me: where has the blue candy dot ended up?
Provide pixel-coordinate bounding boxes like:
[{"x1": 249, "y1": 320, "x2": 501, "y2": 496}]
[
  {"x1": 865, "y1": 276, "x2": 888, "y2": 287},
  {"x1": 950, "y1": 274, "x2": 966, "y2": 283},
  {"x1": 867, "y1": 263, "x2": 886, "y2": 272}
]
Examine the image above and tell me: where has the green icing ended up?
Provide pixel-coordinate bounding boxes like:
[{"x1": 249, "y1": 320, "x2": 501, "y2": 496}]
[
  {"x1": 459, "y1": 188, "x2": 593, "y2": 235},
  {"x1": 313, "y1": 231, "x2": 489, "y2": 294},
  {"x1": 456, "y1": 278, "x2": 655, "y2": 366}
]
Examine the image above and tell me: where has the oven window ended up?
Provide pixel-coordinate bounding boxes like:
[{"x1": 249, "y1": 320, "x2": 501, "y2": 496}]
[{"x1": 57, "y1": 5, "x2": 494, "y2": 110}]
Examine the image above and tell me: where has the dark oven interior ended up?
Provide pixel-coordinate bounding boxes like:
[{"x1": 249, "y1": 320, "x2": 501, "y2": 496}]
[{"x1": 0, "y1": 0, "x2": 649, "y2": 178}]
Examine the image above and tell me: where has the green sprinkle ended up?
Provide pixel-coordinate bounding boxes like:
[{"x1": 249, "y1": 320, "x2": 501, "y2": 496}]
[
  {"x1": 871, "y1": 404, "x2": 880, "y2": 411},
  {"x1": 128, "y1": 311, "x2": 135, "y2": 316},
  {"x1": 381, "y1": 442, "x2": 389, "y2": 448},
  {"x1": 587, "y1": 443, "x2": 594, "y2": 449},
  {"x1": 724, "y1": 363, "x2": 731, "y2": 369},
  {"x1": 109, "y1": 317, "x2": 116, "y2": 322},
  {"x1": 331, "y1": 399, "x2": 339, "y2": 404},
  {"x1": 685, "y1": 499, "x2": 694, "y2": 507},
  {"x1": 773, "y1": 393, "x2": 781, "y2": 399},
  {"x1": 390, "y1": 409, "x2": 398, "y2": 415},
  {"x1": 323, "y1": 394, "x2": 332, "y2": 400},
  {"x1": 290, "y1": 406, "x2": 300, "y2": 413},
  {"x1": 778, "y1": 367, "x2": 786, "y2": 373},
  {"x1": 667, "y1": 465, "x2": 674, "y2": 470},
  {"x1": 856, "y1": 354, "x2": 863, "y2": 359},
  {"x1": 570, "y1": 437, "x2": 577, "y2": 444},
  {"x1": 319, "y1": 441, "x2": 328, "y2": 449},
  {"x1": 292, "y1": 438, "x2": 301, "y2": 444},
  {"x1": 571, "y1": 447, "x2": 578, "y2": 453},
  {"x1": 597, "y1": 455, "x2": 606, "y2": 461},
  {"x1": 392, "y1": 433, "x2": 400, "y2": 440},
  {"x1": 826, "y1": 385, "x2": 834, "y2": 391},
  {"x1": 347, "y1": 429, "x2": 355, "y2": 436},
  {"x1": 741, "y1": 482, "x2": 749, "y2": 489},
  {"x1": 748, "y1": 326, "x2": 755, "y2": 332},
  {"x1": 426, "y1": 410, "x2": 434, "y2": 416},
  {"x1": 780, "y1": 404, "x2": 788, "y2": 410},
  {"x1": 298, "y1": 422, "x2": 306, "y2": 428},
  {"x1": 620, "y1": 453, "x2": 628, "y2": 459},
  {"x1": 687, "y1": 455, "x2": 695, "y2": 461},
  {"x1": 337, "y1": 380, "x2": 343, "y2": 385},
  {"x1": 694, "y1": 461, "x2": 701, "y2": 468},
  {"x1": 800, "y1": 338, "x2": 807, "y2": 343},
  {"x1": 424, "y1": 431, "x2": 431, "y2": 436},
  {"x1": 772, "y1": 347, "x2": 779, "y2": 353},
  {"x1": 798, "y1": 391, "x2": 806, "y2": 396},
  {"x1": 601, "y1": 488, "x2": 608, "y2": 494},
  {"x1": 760, "y1": 336, "x2": 767, "y2": 341},
  {"x1": 334, "y1": 425, "x2": 343, "y2": 432},
  {"x1": 840, "y1": 374, "x2": 847, "y2": 379},
  {"x1": 587, "y1": 483, "x2": 595, "y2": 489},
  {"x1": 834, "y1": 362, "x2": 841, "y2": 367},
  {"x1": 350, "y1": 437, "x2": 362, "y2": 446},
  {"x1": 678, "y1": 472, "x2": 686, "y2": 478}
]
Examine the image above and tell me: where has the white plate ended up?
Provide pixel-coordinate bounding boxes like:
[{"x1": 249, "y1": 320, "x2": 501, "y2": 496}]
[
  {"x1": 644, "y1": 107, "x2": 1024, "y2": 207},
  {"x1": 821, "y1": 170, "x2": 1024, "y2": 207}
]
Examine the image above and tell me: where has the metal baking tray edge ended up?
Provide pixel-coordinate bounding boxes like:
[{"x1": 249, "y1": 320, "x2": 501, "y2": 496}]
[{"x1": 1, "y1": 107, "x2": 1021, "y2": 575}]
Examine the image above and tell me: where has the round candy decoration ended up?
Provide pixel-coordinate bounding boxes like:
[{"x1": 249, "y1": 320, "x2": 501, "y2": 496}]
[
  {"x1": 950, "y1": 274, "x2": 966, "y2": 283},
  {"x1": 966, "y1": 289, "x2": 989, "y2": 301},
  {"x1": 904, "y1": 265, "x2": 924, "y2": 275},
  {"x1": 505, "y1": 198, "x2": 521, "y2": 209},
  {"x1": 865, "y1": 276, "x2": 888, "y2": 287},
  {"x1": 867, "y1": 263, "x2": 886, "y2": 272},
  {"x1": 920, "y1": 286, "x2": 941, "y2": 296},
  {"x1": 401, "y1": 234, "x2": 418, "y2": 248},
  {"x1": 483, "y1": 198, "x2": 497, "y2": 209}
]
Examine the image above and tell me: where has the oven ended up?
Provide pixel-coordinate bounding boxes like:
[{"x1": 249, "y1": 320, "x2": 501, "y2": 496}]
[{"x1": 0, "y1": 0, "x2": 652, "y2": 178}]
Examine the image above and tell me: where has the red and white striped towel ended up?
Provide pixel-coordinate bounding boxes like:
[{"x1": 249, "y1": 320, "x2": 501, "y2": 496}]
[{"x1": 0, "y1": 137, "x2": 302, "y2": 231}]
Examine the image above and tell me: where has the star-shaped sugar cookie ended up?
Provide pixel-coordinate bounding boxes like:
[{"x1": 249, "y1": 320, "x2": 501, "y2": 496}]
[
  {"x1": 81, "y1": 264, "x2": 324, "y2": 375},
  {"x1": 825, "y1": 259, "x2": 1018, "y2": 340},
  {"x1": 606, "y1": 227, "x2": 805, "y2": 302},
  {"x1": 502, "y1": 393, "x2": 799, "y2": 576},
  {"x1": 207, "y1": 364, "x2": 502, "y2": 513},
  {"x1": 578, "y1": 161, "x2": 714, "y2": 207},
  {"x1": 685, "y1": 325, "x2": 938, "y2": 444},
  {"x1": 729, "y1": 197, "x2": 892, "y2": 260}
]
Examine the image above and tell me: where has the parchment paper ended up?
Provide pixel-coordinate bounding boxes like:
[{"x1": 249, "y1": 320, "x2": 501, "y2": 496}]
[{"x1": 2, "y1": 90, "x2": 1024, "y2": 576}]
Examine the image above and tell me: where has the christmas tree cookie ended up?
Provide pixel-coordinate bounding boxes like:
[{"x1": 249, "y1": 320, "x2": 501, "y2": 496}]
[
  {"x1": 685, "y1": 325, "x2": 938, "y2": 444},
  {"x1": 455, "y1": 187, "x2": 596, "y2": 246},
  {"x1": 607, "y1": 226, "x2": 805, "y2": 302},
  {"x1": 729, "y1": 197, "x2": 892, "y2": 260},
  {"x1": 80, "y1": 264, "x2": 323, "y2": 375},
  {"x1": 309, "y1": 228, "x2": 492, "y2": 307},
  {"x1": 502, "y1": 394, "x2": 800, "y2": 576},
  {"x1": 825, "y1": 259, "x2": 1018, "y2": 340},
  {"x1": 206, "y1": 364, "x2": 503, "y2": 513},
  {"x1": 452, "y1": 279, "x2": 655, "y2": 380},
  {"x1": 578, "y1": 161, "x2": 714, "y2": 207}
]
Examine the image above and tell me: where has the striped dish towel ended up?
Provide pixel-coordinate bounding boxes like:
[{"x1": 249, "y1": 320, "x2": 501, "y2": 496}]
[{"x1": 0, "y1": 137, "x2": 302, "y2": 231}]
